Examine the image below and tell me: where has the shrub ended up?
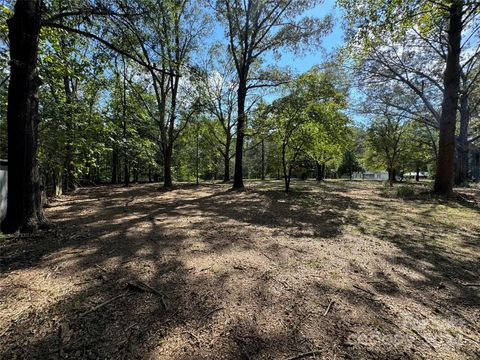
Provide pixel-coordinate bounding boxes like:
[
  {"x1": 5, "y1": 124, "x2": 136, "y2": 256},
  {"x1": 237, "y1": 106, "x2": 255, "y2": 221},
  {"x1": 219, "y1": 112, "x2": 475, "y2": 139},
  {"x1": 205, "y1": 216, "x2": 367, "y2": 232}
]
[{"x1": 396, "y1": 184, "x2": 415, "y2": 198}]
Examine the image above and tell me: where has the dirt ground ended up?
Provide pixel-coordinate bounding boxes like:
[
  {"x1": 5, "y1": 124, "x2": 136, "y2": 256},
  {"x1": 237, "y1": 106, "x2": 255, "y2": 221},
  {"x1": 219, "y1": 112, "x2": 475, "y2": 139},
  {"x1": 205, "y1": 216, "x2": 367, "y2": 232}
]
[{"x1": 1, "y1": 180, "x2": 479, "y2": 359}]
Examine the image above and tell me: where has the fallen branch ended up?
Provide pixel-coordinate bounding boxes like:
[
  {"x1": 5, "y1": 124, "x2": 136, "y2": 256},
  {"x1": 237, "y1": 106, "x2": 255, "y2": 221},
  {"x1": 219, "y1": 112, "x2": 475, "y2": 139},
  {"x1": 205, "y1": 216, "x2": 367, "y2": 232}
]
[
  {"x1": 261, "y1": 252, "x2": 275, "y2": 261},
  {"x1": 353, "y1": 284, "x2": 376, "y2": 297},
  {"x1": 95, "y1": 264, "x2": 107, "y2": 273},
  {"x1": 285, "y1": 350, "x2": 321, "y2": 360},
  {"x1": 79, "y1": 292, "x2": 129, "y2": 317},
  {"x1": 284, "y1": 245, "x2": 308, "y2": 254},
  {"x1": 182, "y1": 331, "x2": 201, "y2": 346},
  {"x1": 126, "y1": 280, "x2": 168, "y2": 309},
  {"x1": 0, "y1": 323, "x2": 13, "y2": 338},
  {"x1": 203, "y1": 307, "x2": 225, "y2": 320},
  {"x1": 411, "y1": 328, "x2": 436, "y2": 352},
  {"x1": 323, "y1": 299, "x2": 335, "y2": 317}
]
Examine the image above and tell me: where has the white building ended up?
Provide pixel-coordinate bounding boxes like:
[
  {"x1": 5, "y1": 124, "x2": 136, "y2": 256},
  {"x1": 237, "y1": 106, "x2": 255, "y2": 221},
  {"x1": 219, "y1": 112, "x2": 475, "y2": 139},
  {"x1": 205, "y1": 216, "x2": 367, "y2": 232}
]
[{"x1": 349, "y1": 171, "x2": 389, "y2": 180}]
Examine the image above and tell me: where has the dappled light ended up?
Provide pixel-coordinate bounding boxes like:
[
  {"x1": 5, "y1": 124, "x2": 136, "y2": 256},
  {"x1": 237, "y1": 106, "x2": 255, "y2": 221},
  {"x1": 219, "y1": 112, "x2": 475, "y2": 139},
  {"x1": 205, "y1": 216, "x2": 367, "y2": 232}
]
[
  {"x1": 1, "y1": 0, "x2": 480, "y2": 359},
  {"x1": 1, "y1": 180, "x2": 479, "y2": 359}
]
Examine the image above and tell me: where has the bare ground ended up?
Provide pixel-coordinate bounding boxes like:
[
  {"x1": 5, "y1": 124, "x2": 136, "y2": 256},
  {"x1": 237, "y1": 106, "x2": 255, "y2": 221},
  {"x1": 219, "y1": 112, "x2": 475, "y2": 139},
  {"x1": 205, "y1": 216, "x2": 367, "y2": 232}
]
[{"x1": 0, "y1": 180, "x2": 479, "y2": 359}]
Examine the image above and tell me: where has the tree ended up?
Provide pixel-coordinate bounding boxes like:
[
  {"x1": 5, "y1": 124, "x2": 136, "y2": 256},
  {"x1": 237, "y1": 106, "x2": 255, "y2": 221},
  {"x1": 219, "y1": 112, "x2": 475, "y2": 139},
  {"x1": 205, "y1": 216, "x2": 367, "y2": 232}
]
[
  {"x1": 338, "y1": 149, "x2": 362, "y2": 180},
  {"x1": 270, "y1": 95, "x2": 311, "y2": 192},
  {"x1": 117, "y1": 0, "x2": 208, "y2": 189},
  {"x1": 401, "y1": 121, "x2": 436, "y2": 181},
  {"x1": 269, "y1": 69, "x2": 348, "y2": 192},
  {"x1": 1, "y1": 0, "x2": 172, "y2": 233},
  {"x1": 302, "y1": 65, "x2": 351, "y2": 181},
  {"x1": 197, "y1": 46, "x2": 237, "y2": 182},
  {"x1": 365, "y1": 115, "x2": 408, "y2": 186},
  {"x1": 2, "y1": 0, "x2": 46, "y2": 232},
  {"x1": 339, "y1": 0, "x2": 480, "y2": 194},
  {"x1": 214, "y1": 0, "x2": 333, "y2": 189}
]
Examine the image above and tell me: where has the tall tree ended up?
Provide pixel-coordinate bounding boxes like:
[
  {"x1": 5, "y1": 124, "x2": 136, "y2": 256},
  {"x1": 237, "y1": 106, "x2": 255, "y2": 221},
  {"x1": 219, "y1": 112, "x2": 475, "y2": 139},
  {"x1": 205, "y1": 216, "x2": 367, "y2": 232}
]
[
  {"x1": 214, "y1": 0, "x2": 333, "y2": 189},
  {"x1": 2, "y1": 0, "x2": 45, "y2": 232},
  {"x1": 118, "y1": 0, "x2": 208, "y2": 189},
  {"x1": 197, "y1": 46, "x2": 237, "y2": 182},
  {"x1": 1, "y1": 0, "x2": 173, "y2": 232},
  {"x1": 340, "y1": 0, "x2": 480, "y2": 194}
]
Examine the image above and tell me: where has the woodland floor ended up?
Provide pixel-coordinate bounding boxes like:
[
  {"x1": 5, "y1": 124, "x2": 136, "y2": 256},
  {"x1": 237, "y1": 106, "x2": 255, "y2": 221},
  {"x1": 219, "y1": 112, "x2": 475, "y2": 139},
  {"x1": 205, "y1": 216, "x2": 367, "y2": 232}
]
[{"x1": 1, "y1": 180, "x2": 479, "y2": 360}]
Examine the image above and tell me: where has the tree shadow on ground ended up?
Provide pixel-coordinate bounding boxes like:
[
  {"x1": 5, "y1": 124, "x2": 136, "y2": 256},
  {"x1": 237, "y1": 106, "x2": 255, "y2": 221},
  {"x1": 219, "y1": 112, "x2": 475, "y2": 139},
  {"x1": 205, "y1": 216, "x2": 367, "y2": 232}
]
[{"x1": 1, "y1": 181, "x2": 479, "y2": 359}]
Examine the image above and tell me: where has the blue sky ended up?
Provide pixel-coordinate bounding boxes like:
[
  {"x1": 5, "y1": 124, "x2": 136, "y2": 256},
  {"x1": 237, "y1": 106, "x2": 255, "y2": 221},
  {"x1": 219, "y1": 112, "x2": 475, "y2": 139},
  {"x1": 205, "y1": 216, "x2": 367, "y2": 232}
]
[
  {"x1": 205, "y1": 0, "x2": 368, "y2": 124},
  {"x1": 209, "y1": 0, "x2": 344, "y2": 73},
  {"x1": 269, "y1": 0, "x2": 345, "y2": 73}
]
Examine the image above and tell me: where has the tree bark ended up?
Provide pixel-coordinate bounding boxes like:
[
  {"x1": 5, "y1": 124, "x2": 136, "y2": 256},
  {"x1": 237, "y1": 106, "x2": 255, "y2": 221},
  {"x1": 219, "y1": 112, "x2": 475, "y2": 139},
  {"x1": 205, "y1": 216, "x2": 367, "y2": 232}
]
[
  {"x1": 122, "y1": 60, "x2": 129, "y2": 187},
  {"x1": 232, "y1": 82, "x2": 246, "y2": 189},
  {"x1": 388, "y1": 168, "x2": 396, "y2": 186},
  {"x1": 282, "y1": 143, "x2": 290, "y2": 192},
  {"x1": 261, "y1": 139, "x2": 265, "y2": 180},
  {"x1": 63, "y1": 75, "x2": 76, "y2": 192},
  {"x1": 415, "y1": 165, "x2": 420, "y2": 182},
  {"x1": 196, "y1": 122, "x2": 200, "y2": 185},
  {"x1": 1, "y1": 0, "x2": 46, "y2": 233},
  {"x1": 111, "y1": 150, "x2": 118, "y2": 184},
  {"x1": 163, "y1": 146, "x2": 173, "y2": 189},
  {"x1": 316, "y1": 162, "x2": 326, "y2": 181},
  {"x1": 455, "y1": 88, "x2": 469, "y2": 186},
  {"x1": 434, "y1": 1, "x2": 463, "y2": 195},
  {"x1": 223, "y1": 146, "x2": 230, "y2": 182}
]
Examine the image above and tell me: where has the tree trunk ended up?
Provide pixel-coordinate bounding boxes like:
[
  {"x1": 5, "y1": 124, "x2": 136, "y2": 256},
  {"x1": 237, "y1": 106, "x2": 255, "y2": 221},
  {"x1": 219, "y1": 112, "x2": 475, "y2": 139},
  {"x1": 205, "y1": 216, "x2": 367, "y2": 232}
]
[
  {"x1": 282, "y1": 144, "x2": 289, "y2": 192},
  {"x1": 223, "y1": 147, "x2": 230, "y2": 182},
  {"x1": 316, "y1": 161, "x2": 326, "y2": 181},
  {"x1": 63, "y1": 75, "x2": 76, "y2": 192},
  {"x1": 196, "y1": 122, "x2": 199, "y2": 185},
  {"x1": 455, "y1": 89, "x2": 469, "y2": 186},
  {"x1": 111, "y1": 150, "x2": 118, "y2": 184},
  {"x1": 261, "y1": 139, "x2": 265, "y2": 181},
  {"x1": 388, "y1": 168, "x2": 396, "y2": 186},
  {"x1": 163, "y1": 146, "x2": 173, "y2": 189},
  {"x1": 434, "y1": 1, "x2": 463, "y2": 195},
  {"x1": 124, "y1": 157, "x2": 129, "y2": 186},
  {"x1": 1, "y1": 0, "x2": 46, "y2": 233},
  {"x1": 232, "y1": 82, "x2": 246, "y2": 189},
  {"x1": 133, "y1": 165, "x2": 138, "y2": 183},
  {"x1": 117, "y1": 156, "x2": 122, "y2": 183},
  {"x1": 415, "y1": 165, "x2": 420, "y2": 182},
  {"x1": 122, "y1": 58, "x2": 129, "y2": 187}
]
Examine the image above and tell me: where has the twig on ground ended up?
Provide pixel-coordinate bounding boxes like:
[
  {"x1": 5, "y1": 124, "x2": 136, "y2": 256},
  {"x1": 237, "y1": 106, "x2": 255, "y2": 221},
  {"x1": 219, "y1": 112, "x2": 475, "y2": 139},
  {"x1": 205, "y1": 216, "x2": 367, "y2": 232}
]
[
  {"x1": 353, "y1": 284, "x2": 376, "y2": 297},
  {"x1": 79, "y1": 292, "x2": 129, "y2": 317},
  {"x1": 285, "y1": 245, "x2": 308, "y2": 254},
  {"x1": 95, "y1": 264, "x2": 107, "y2": 272},
  {"x1": 323, "y1": 299, "x2": 335, "y2": 316},
  {"x1": 203, "y1": 307, "x2": 225, "y2": 320},
  {"x1": 261, "y1": 252, "x2": 274, "y2": 261},
  {"x1": 0, "y1": 308, "x2": 28, "y2": 337},
  {"x1": 285, "y1": 350, "x2": 321, "y2": 360},
  {"x1": 411, "y1": 328, "x2": 436, "y2": 352},
  {"x1": 460, "y1": 332, "x2": 480, "y2": 345},
  {"x1": 126, "y1": 280, "x2": 168, "y2": 309},
  {"x1": 462, "y1": 283, "x2": 480, "y2": 287},
  {"x1": 0, "y1": 324, "x2": 12, "y2": 338},
  {"x1": 457, "y1": 194, "x2": 475, "y2": 204},
  {"x1": 182, "y1": 331, "x2": 201, "y2": 346}
]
